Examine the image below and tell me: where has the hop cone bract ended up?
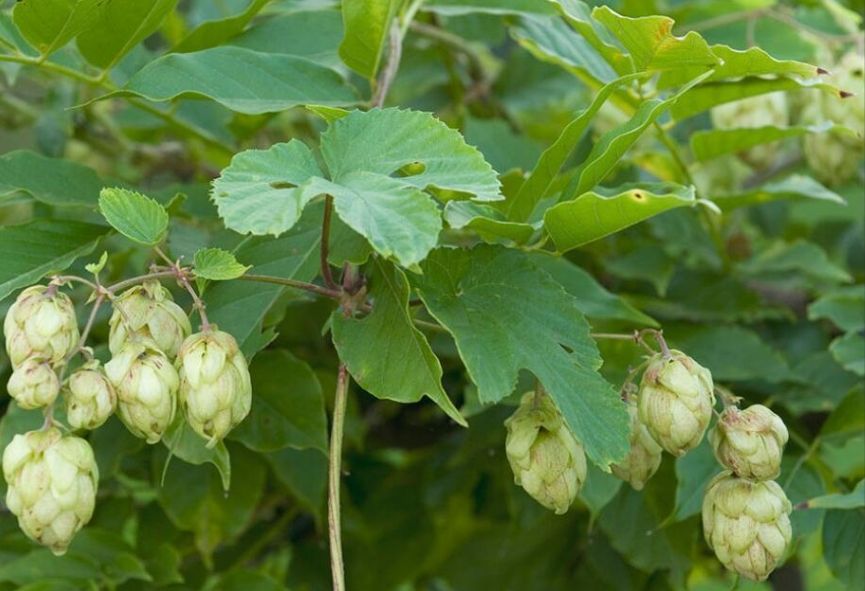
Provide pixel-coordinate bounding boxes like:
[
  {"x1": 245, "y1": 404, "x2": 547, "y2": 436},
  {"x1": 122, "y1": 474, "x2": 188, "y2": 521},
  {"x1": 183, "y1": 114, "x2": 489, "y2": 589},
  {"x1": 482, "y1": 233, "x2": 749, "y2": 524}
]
[
  {"x1": 109, "y1": 281, "x2": 191, "y2": 359},
  {"x1": 710, "y1": 404, "x2": 788, "y2": 481},
  {"x1": 64, "y1": 361, "x2": 117, "y2": 430},
  {"x1": 612, "y1": 403, "x2": 663, "y2": 490},
  {"x1": 6, "y1": 358, "x2": 60, "y2": 409},
  {"x1": 4, "y1": 286, "x2": 79, "y2": 369}
]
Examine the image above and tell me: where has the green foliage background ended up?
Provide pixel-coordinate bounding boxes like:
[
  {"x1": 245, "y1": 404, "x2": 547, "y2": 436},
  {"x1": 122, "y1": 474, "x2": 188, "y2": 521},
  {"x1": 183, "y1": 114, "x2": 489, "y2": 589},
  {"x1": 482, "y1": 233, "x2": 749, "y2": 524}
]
[{"x1": 0, "y1": 0, "x2": 863, "y2": 590}]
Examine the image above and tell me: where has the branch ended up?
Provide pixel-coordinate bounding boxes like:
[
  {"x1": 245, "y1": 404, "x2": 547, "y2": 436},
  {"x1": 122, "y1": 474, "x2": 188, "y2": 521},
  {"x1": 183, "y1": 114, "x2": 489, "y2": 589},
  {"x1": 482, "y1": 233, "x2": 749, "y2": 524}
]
[{"x1": 328, "y1": 363, "x2": 350, "y2": 591}]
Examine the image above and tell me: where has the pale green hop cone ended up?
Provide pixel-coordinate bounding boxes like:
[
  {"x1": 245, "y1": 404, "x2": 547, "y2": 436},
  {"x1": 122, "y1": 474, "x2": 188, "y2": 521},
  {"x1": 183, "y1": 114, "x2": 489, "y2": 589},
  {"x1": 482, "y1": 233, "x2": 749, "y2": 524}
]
[
  {"x1": 109, "y1": 280, "x2": 191, "y2": 359},
  {"x1": 4, "y1": 285, "x2": 79, "y2": 369},
  {"x1": 702, "y1": 472, "x2": 792, "y2": 581},
  {"x1": 711, "y1": 92, "x2": 789, "y2": 169},
  {"x1": 2, "y1": 428, "x2": 99, "y2": 555},
  {"x1": 105, "y1": 343, "x2": 179, "y2": 443},
  {"x1": 638, "y1": 350, "x2": 715, "y2": 456},
  {"x1": 64, "y1": 360, "x2": 117, "y2": 431},
  {"x1": 612, "y1": 402, "x2": 663, "y2": 490},
  {"x1": 710, "y1": 404, "x2": 788, "y2": 482},
  {"x1": 6, "y1": 357, "x2": 60, "y2": 409},
  {"x1": 176, "y1": 329, "x2": 252, "y2": 448},
  {"x1": 504, "y1": 391, "x2": 587, "y2": 514}
]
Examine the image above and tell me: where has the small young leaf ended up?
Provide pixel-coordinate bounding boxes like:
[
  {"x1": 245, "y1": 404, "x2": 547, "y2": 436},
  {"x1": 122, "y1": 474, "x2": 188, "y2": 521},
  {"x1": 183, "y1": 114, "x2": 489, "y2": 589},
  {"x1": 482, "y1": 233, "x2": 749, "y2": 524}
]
[
  {"x1": 84, "y1": 251, "x2": 108, "y2": 275},
  {"x1": 193, "y1": 248, "x2": 250, "y2": 281},
  {"x1": 98, "y1": 188, "x2": 169, "y2": 246}
]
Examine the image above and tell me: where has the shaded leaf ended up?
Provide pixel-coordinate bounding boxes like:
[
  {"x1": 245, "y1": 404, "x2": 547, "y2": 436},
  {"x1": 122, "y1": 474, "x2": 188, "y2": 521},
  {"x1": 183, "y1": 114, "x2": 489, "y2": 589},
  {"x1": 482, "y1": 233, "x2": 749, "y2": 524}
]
[
  {"x1": 830, "y1": 333, "x2": 865, "y2": 377},
  {"x1": 800, "y1": 480, "x2": 865, "y2": 510},
  {"x1": 444, "y1": 201, "x2": 536, "y2": 244},
  {"x1": 414, "y1": 245, "x2": 629, "y2": 468},
  {"x1": 332, "y1": 258, "x2": 466, "y2": 425},
  {"x1": 0, "y1": 220, "x2": 106, "y2": 301},
  {"x1": 162, "y1": 417, "x2": 231, "y2": 492},
  {"x1": 544, "y1": 182, "x2": 696, "y2": 252},
  {"x1": 692, "y1": 122, "x2": 858, "y2": 162},
  {"x1": 671, "y1": 438, "x2": 718, "y2": 521},
  {"x1": 738, "y1": 239, "x2": 852, "y2": 284},
  {"x1": 230, "y1": 350, "x2": 328, "y2": 453},
  {"x1": 809, "y1": 286, "x2": 865, "y2": 332},
  {"x1": 0, "y1": 150, "x2": 103, "y2": 207},
  {"x1": 98, "y1": 47, "x2": 358, "y2": 115},
  {"x1": 266, "y1": 447, "x2": 328, "y2": 513},
  {"x1": 712, "y1": 175, "x2": 846, "y2": 212},
  {"x1": 823, "y1": 508, "x2": 865, "y2": 591},
  {"x1": 76, "y1": 0, "x2": 179, "y2": 70},
  {"x1": 172, "y1": 0, "x2": 271, "y2": 53},
  {"x1": 98, "y1": 187, "x2": 168, "y2": 246},
  {"x1": 338, "y1": 0, "x2": 400, "y2": 79}
]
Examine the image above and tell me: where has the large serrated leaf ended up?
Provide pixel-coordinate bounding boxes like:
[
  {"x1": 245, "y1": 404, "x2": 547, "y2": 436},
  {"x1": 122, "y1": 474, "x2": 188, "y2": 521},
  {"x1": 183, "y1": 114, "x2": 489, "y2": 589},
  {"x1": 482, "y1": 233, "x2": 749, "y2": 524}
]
[
  {"x1": 544, "y1": 182, "x2": 696, "y2": 252},
  {"x1": 332, "y1": 258, "x2": 466, "y2": 426},
  {"x1": 0, "y1": 220, "x2": 107, "y2": 301},
  {"x1": 96, "y1": 47, "x2": 358, "y2": 115},
  {"x1": 98, "y1": 187, "x2": 169, "y2": 246},
  {"x1": 414, "y1": 245, "x2": 630, "y2": 468}
]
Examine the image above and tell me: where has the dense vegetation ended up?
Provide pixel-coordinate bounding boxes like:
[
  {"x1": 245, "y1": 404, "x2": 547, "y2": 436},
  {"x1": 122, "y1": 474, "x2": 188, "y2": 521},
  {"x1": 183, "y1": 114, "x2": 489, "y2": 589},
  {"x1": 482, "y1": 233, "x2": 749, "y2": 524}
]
[{"x1": 0, "y1": 1, "x2": 863, "y2": 590}]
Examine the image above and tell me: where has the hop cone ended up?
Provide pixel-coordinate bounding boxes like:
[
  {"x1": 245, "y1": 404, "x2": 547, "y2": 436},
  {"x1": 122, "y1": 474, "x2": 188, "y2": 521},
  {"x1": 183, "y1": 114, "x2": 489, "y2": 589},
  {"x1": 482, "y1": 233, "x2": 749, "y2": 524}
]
[
  {"x1": 504, "y1": 392, "x2": 587, "y2": 514},
  {"x1": 109, "y1": 281, "x2": 191, "y2": 359},
  {"x1": 64, "y1": 361, "x2": 117, "y2": 431},
  {"x1": 612, "y1": 403, "x2": 663, "y2": 490},
  {"x1": 801, "y1": 51, "x2": 864, "y2": 186},
  {"x1": 7, "y1": 358, "x2": 60, "y2": 409},
  {"x1": 2, "y1": 428, "x2": 98, "y2": 555},
  {"x1": 105, "y1": 343, "x2": 179, "y2": 443},
  {"x1": 176, "y1": 329, "x2": 252, "y2": 448},
  {"x1": 710, "y1": 404, "x2": 788, "y2": 482},
  {"x1": 4, "y1": 285, "x2": 79, "y2": 369},
  {"x1": 638, "y1": 350, "x2": 715, "y2": 456},
  {"x1": 702, "y1": 472, "x2": 792, "y2": 581},
  {"x1": 711, "y1": 92, "x2": 789, "y2": 168}
]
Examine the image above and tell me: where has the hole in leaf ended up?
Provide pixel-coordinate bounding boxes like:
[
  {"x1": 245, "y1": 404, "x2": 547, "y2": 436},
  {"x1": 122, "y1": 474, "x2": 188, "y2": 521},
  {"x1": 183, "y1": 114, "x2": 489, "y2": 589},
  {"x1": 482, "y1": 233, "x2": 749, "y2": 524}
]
[
  {"x1": 270, "y1": 180, "x2": 298, "y2": 190},
  {"x1": 396, "y1": 162, "x2": 426, "y2": 177}
]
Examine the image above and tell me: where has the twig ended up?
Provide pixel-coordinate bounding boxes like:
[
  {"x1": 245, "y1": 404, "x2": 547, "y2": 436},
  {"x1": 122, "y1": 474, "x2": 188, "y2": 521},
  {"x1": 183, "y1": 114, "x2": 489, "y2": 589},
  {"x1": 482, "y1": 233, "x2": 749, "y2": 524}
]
[
  {"x1": 371, "y1": 18, "x2": 403, "y2": 108},
  {"x1": 321, "y1": 196, "x2": 338, "y2": 291},
  {"x1": 238, "y1": 274, "x2": 343, "y2": 300},
  {"x1": 328, "y1": 363, "x2": 350, "y2": 591}
]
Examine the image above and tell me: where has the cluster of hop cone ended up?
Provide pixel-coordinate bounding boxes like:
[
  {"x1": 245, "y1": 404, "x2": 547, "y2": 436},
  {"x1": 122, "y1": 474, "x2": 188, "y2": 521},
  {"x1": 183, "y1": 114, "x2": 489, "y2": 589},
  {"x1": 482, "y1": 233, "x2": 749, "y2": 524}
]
[
  {"x1": 505, "y1": 349, "x2": 792, "y2": 582},
  {"x1": 2, "y1": 281, "x2": 252, "y2": 555}
]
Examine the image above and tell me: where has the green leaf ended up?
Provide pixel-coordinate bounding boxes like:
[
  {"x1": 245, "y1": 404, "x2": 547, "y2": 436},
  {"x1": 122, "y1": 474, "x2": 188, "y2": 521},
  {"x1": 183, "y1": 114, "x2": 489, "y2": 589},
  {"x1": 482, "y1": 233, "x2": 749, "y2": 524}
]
[
  {"x1": 0, "y1": 150, "x2": 103, "y2": 207},
  {"x1": 659, "y1": 44, "x2": 822, "y2": 89},
  {"x1": 159, "y1": 444, "x2": 266, "y2": 560},
  {"x1": 591, "y1": 6, "x2": 719, "y2": 74},
  {"x1": 193, "y1": 248, "x2": 250, "y2": 281},
  {"x1": 692, "y1": 122, "x2": 857, "y2": 162},
  {"x1": 0, "y1": 220, "x2": 106, "y2": 301},
  {"x1": 76, "y1": 0, "x2": 179, "y2": 70},
  {"x1": 507, "y1": 73, "x2": 643, "y2": 222},
  {"x1": 97, "y1": 47, "x2": 358, "y2": 115},
  {"x1": 830, "y1": 333, "x2": 865, "y2": 377},
  {"x1": 671, "y1": 76, "x2": 843, "y2": 122},
  {"x1": 332, "y1": 258, "x2": 466, "y2": 426},
  {"x1": 212, "y1": 139, "x2": 325, "y2": 236},
  {"x1": 671, "y1": 438, "x2": 720, "y2": 521},
  {"x1": 563, "y1": 73, "x2": 711, "y2": 199},
  {"x1": 266, "y1": 447, "x2": 328, "y2": 513},
  {"x1": 809, "y1": 286, "x2": 865, "y2": 332},
  {"x1": 712, "y1": 174, "x2": 846, "y2": 212},
  {"x1": 544, "y1": 182, "x2": 697, "y2": 252},
  {"x1": 738, "y1": 239, "x2": 852, "y2": 284},
  {"x1": 443, "y1": 201, "x2": 536, "y2": 244},
  {"x1": 228, "y1": 10, "x2": 344, "y2": 69},
  {"x1": 204, "y1": 206, "x2": 321, "y2": 357},
  {"x1": 426, "y1": 0, "x2": 556, "y2": 15},
  {"x1": 800, "y1": 480, "x2": 865, "y2": 510},
  {"x1": 98, "y1": 187, "x2": 169, "y2": 246},
  {"x1": 67, "y1": 530, "x2": 151, "y2": 585},
  {"x1": 462, "y1": 117, "x2": 544, "y2": 174},
  {"x1": 512, "y1": 15, "x2": 618, "y2": 85},
  {"x1": 12, "y1": 0, "x2": 103, "y2": 57},
  {"x1": 414, "y1": 245, "x2": 629, "y2": 468},
  {"x1": 162, "y1": 417, "x2": 231, "y2": 492},
  {"x1": 230, "y1": 350, "x2": 328, "y2": 453},
  {"x1": 823, "y1": 508, "x2": 865, "y2": 591},
  {"x1": 172, "y1": 0, "x2": 271, "y2": 53},
  {"x1": 529, "y1": 254, "x2": 656, "y2": 325},
  {"x1": 320, "y1": 108, "x2": 501, "y2": 201},
  {"x1": 549, "y1": 0, "x2": 628, "y2": 72},
  {"x1": 0, "y1": 551, "x2": 99, "y2": 586},
  {"x1": 338, "y1": 0, "x2": 401, "y2": 79}
]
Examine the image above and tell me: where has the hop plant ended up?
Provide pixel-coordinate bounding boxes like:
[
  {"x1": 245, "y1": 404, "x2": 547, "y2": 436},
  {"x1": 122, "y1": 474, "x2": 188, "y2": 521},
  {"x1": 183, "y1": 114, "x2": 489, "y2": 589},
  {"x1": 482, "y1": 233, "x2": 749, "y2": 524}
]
[
  {"x1": 105, "y1": 343, "x2": 179, "y2": 443},
  {"x1": 702, "y1": 472, "x2": 793, "y2": 581},
  {"x1": 4, "y1": 285, "x2": 79, "y2": 369},
  {"x1": 709, "y1": 404, "x2": 788, "y2": 482},
  {"x1": 638, "y1": 350, "x2": 715, "y2": 456},
  {"x1": 504, "y1": 391, "x2": 587, "y2": 514},
  {"x1": 801, "y1": 51, "x2": 865, "y2": 186},
  {"x1": 2, "y1": 428, "x2": 99, "y2": 555},
  {"x1": 176, "y1": 329, "x2": 252, "y2": 447},
  {"x1": 64, "y1": 361, "x2": 117, "y2": 431},
  {"x1": 612, "y1": 402, "x2": 663, "y2": 490},
  {"x1": 6, "y1": 357, "x2": 61, "y2": 409},
  {"x1": 109, "y1": 280, "x2": 192, "y2": 359},
  {"x1": 711, "y1": 92, "x2": 789, "y2": 168}
]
